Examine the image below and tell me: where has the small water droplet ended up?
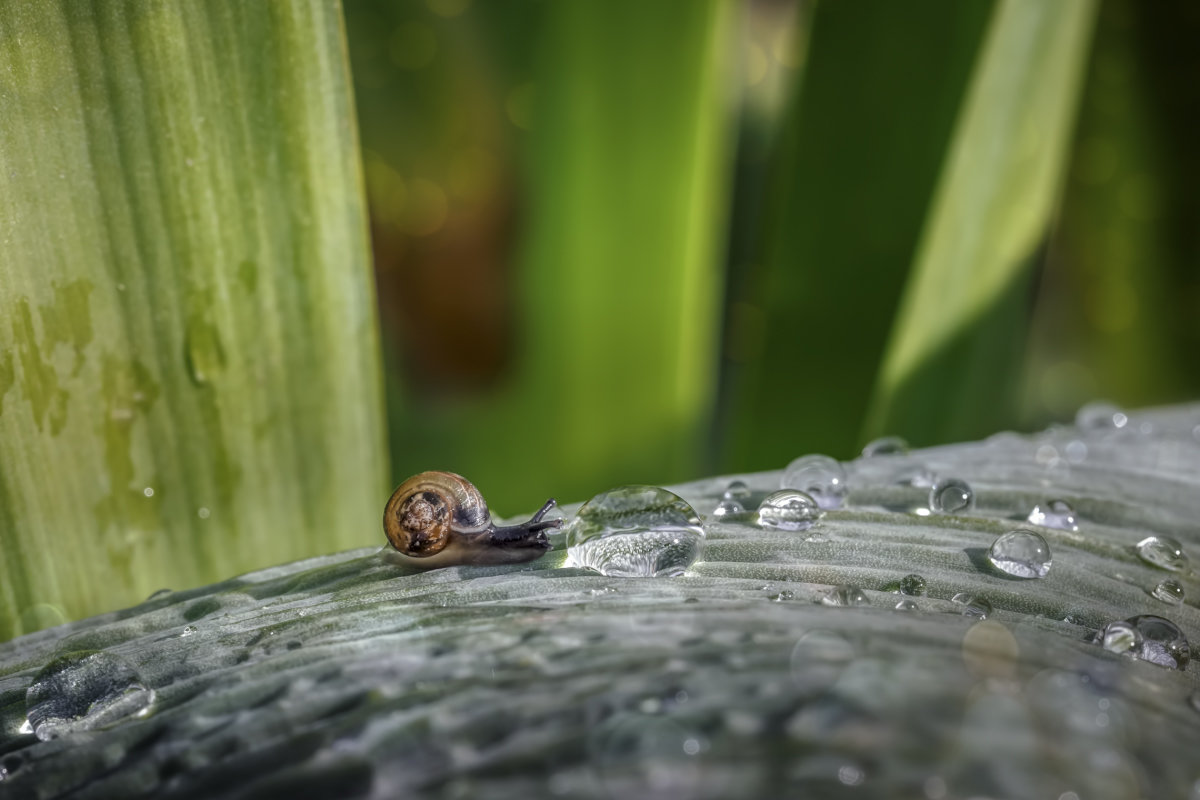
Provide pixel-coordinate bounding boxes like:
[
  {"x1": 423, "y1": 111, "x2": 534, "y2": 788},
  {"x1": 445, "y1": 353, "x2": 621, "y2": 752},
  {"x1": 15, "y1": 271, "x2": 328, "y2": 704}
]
[
  {"x1": 756, "y1": 490, "x2": 822, "y2": 531},
  {"x1": 142, "y1": 486, "x2": 154, "y2": 498},
  {"x1": 1076, "y1": 401, "x2": 1128, "y2": 431},
  {"x1": 181, "y1": 625, "x2": 198, "y2": 637},
  {"x1": 781, "y1": 455, "x2": 847, "y2": 509},
  {"x1": 861, "y1": 436, "x2": 908, "y2": 458},
  {"x1": 819, "y1": 585, "x2": 868, "y2": 607},
  {"x1": 722, "y1": 480, "x2": 751, "y2": 503},
  {"x1": 1127, "y1": 614, "x2": 1190, "y2": 670},
  {"x1": 24, "y1": 651, "x2": 155, "y2": 740},
  {"x1": 894, "y1": 598, "x2": 917, "y2": 611},
  {"x1": 1135, "y1": 536, "x2": 1189, "y2": 571},
  {"x1": 987, "y1": 529, "x2": 1052, "y2": 579},
  {"x1": 898, "y1": 574, "x2": 927, "y2": 596},
  {"x1": 565, "y1": 486, "x2": 705, "y2": 578},
  {"x1": 1064, "y1": 440, "x2": 1088, "y2": 463},
  {"x1": 895, "y1": 466, "x2": 937, "y2": 488},
  {"x1": 1098, "y1": 620, "x2": 1142, "y2": 655},
  {"x1": 951, "y1": 593, "x2": 991, "y2": 619},
  {"x1": 1026, "y1": 499, "x2": 1078, "y2": 532},
  {"x1": 712, "y1": 498, "x2": 744, "y2": 518},
  {"x1": 197, "y1": 507, "x2": 211, "y2": 520},
  {"x1": 1151, "y1": 579, "x2": 1185, "y2": 605},
  {"x1": 928, "y1": 477, "x2": 974, "y2": 514},
  {"x1": 771, "y1": 590, "x2": 795, "y2": 602}
]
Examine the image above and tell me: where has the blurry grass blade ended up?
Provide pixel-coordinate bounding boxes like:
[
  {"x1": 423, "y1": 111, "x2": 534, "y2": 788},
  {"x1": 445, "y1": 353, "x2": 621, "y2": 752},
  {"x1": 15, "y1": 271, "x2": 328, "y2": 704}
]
[
  {"x1": 866, "y1": 0, "x2": 1097, "y2": 443},
  {"x1": 0, "y1": 0, "x2": 387, "y2": 640}
]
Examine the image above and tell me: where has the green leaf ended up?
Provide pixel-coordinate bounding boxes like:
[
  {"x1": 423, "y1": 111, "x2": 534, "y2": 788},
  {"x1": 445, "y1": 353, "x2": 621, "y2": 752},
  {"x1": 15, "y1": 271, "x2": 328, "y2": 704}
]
[
  {"x1": 1, "y1": 404, "x2": 1196, "y2": 796},
  {"x1": 865, "y1": 0, "x2": 1098, "y2": 444},
  {"x1": 720, "y1": 0, "x2": 994, "y2": 468},
  {"x1": 0, "y1": 1, "x2": 387, "y2": 640}
]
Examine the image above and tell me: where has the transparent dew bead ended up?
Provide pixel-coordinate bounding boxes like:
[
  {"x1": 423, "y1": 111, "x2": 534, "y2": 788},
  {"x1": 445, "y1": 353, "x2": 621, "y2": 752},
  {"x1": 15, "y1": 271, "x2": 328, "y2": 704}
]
[
  {"x1": 1151, "y1": 579, "x2": 1185, "y2": 605},
  {"x1": 722, "y1": 480, "x2": 751, "y2": 503},
  {"x1": 861, "y1": 436, "x2": 909, "y2": 458},
  {"x1": 1135, "y1": 536, "x2": 1189, "y2": 572},
  {"x1": 894, "y1": 599, "x2": 918, "y2": 611},
  {"x1": 1127, "y1": 614, "x2": 1190, "y2": 670},
  {"x1": 928, "y1": 477, "x2": 974, "y2": 514},
  {"x1": 951, "y1": 593, "x2": 992, "y2": 620},
  {"x1": 24, "y1": 651, "x2": 155, "y2": 741},
  {"x1": 820, "y1": 585, "x2": 869, "y2": 607},
  {"x1": 896, "y1": 466, "x2": 937, "y2": 489},
  {"x1": 898, "y1": 574, "x2": 927, "y2": 596},
  {"x1": 987, "y1": 529, "x2": 1052, "y2": 579},
  {"x1": 757, "y1": 490, "x2": 822, "y2": 532},
  {"x1": 1075, "y1": 401, "x2": 1128, "y2": 432},
  {"x1": 781, "y1": 455, "x2": 847, "y2": 510},
  {"x1": 565, "y1": 486, "x2": 705, "y2": 578},
  {"x1": 1026, "y1": 499, "x2": 1079, "y2": 532},
  {"x1": 1098, "y1": 620, "x2": 1142, "y2": 655},
  {"x1": 712, "y1": 498, "x2": 744, "y2": 518}
]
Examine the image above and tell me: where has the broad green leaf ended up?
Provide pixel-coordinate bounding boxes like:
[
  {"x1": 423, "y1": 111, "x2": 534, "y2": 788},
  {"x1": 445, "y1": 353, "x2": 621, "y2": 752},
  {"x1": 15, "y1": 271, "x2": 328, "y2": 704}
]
[
  {"x1": 0, "y1": 1, "x2": 387, "y2": 641},
  {"x1": 720, "y1": 0, "x2": 993, "y2": 469},
  {"x1": 866, "y1": 0, "x2": 1097, "y2": 444},
  {"x1": 1, "y1": 404, "x2": 1196, "y2": 796}
]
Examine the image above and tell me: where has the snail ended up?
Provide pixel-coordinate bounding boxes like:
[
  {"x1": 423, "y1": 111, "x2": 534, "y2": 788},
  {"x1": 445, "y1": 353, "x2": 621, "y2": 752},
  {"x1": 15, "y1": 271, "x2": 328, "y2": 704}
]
[{"x1": 383, "y1": 471, "x2": 562, "y2": 568}]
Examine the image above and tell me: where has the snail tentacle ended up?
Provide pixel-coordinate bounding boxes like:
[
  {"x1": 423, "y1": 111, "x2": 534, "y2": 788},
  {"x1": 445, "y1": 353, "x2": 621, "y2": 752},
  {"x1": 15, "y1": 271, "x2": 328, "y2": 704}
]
[{"x1": 489, "y1": 498, "x2": 563, "y2": 543}]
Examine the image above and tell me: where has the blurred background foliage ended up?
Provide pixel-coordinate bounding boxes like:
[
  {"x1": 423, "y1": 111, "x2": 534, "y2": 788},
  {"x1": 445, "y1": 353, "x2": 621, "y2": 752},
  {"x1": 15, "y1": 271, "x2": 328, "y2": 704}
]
[{"x1": 347, "y1": 0, "x2": 1200, "y2": 516}]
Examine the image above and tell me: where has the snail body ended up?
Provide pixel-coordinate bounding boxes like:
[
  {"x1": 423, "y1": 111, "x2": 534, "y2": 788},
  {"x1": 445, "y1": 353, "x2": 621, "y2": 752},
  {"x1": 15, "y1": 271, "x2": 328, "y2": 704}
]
[{"x1": 383, "y1": 471, "x2": 561, "y2": 568}]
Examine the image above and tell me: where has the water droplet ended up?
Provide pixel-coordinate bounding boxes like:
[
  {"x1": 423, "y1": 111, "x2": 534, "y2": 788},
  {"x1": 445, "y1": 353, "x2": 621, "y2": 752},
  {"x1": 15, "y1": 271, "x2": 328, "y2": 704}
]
[
  {"x1": 898, "y1": 574, "x2": 927, "y2": 596},
  {"x1": 712, "y1": 498, "x2": 744, "y2": 518},
  {"x1": 819, "y1": 585, "x2": 868, "y2": 607},
  {"x1": 722, "y1": 480, "x2": 751, "y2": 503},
  {"x1": 1076, "y1": 401, "x2": 1128, "y2": 431},
  {"x1": 24, "y1": 651, "x2": 155, "y2": 740},
  {"x1": 181, "y1": 625, "x2": 198, "y2": 636},
  {"x1": 756, "y1": 490, "x2": 822, "y2": 531},
  {"x1": 142, "y1": 486, "x2": 154, "y2": 498},
  {"x1": 1151, "y1": 579, "x2": 1185, "y2": 605},
  {"x1": 1064, "y1": 440, "x2": 1088, "y2": 463},
  {"x1": 861, "y1": 436, "x2": 908, "y2": 458},
  {"x1": 771, "y1": 590, "x2": 795, "y2": 602},
  {"x1": 895, "y1": 466, "x2": 937, "y2": 488},
  {"x1": 987, "y1": 529, "x2": 1052, "y2": 579},
  {"x1": 1026, "y1": 499, "x2": 1078, "y2": 532},
  {"x1": 781, "y1": 455, "x2": 847, "y2": 509},
  {"x1": 565, "y1": 486, "x2": 705, "y2": 578},
  {"x1": 951, "y1": 593, "x2": 992, "y2": 619},
  {"x1": 1098, "y1": 620, "x2": 1141, "y2": 655},
  {"x1": 1135, "y1": 536, "x2": 1189, "y2": 571},
  {"x1": 928, "y1": 477, "x2": 974, "y2": 514},
  {"x1": 197, "y1": 507, "x2": 211, "y2": 520},
  {"x1": 1127, "y1": 614, "x2": 1190, "y2": 670},
  {"x1": 894, "y1": 598, "x2": 917, "y2": 611}
]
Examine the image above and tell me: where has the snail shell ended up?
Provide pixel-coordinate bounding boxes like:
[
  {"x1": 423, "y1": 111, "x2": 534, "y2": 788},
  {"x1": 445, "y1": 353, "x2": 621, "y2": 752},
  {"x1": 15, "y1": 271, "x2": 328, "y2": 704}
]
[{"x1": 383, "y1": 471, "x2": 561, "y2": 568}]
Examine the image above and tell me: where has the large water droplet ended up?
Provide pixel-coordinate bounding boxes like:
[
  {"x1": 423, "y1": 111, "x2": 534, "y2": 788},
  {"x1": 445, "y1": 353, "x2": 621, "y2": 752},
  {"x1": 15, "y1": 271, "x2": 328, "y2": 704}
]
[
  {"x1": 565, "y1": 486, "x2": 704, "y2": 578},
  {"x1": 951, "y1": 593, "x2": 991, "y2": 619},
  {"x1": 1026, "y1": 499, "x2": 1078, "y2": 532},
  {"x1": 987, "y1": 529, "x2": 1052, "y2": 579},
  {"x1": 1076, "y1": 401, "x2": 1128, "y2": 432},
  {"x1": 24, "y1": 651, "x2": 155, "y2": 740},
  {"x1": 1127, "y1": 614, "x2": 1190, "y2": 670},
  {"x1": 1098, "y1": 620, "x2": 1141, "y2": 655},
  {"x1": 861, "y1": 436, "x2": 908, "y2": 458},
  {"x1": 756, "y1": 490, "x2": 822, "y2": 531},
  {"x1": 722, "y1": 480, "x2": 751, "y2": 503},
  {"x1": 898, "y1": 574, "x2": 927, "y2": 596},
  {"x1": 928, "y1": 477, "x2": 974, "y2": 514},
  {"x1": 1151, "y1": 579, "x2": 1185, "y2": 605},
  {"x1": 819, "y1": 585, "x2": 868, "y2": 607},
  {"x1": 781, "y1": 455, "x2": 847, "y2": 510},
  {"x1": 1134, "y1": 536, "x2": 1189, "y2": 571},
  {"x1": 712, "y1": 498, "x2": 744, "y2": 518}
]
